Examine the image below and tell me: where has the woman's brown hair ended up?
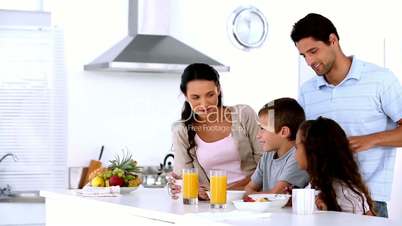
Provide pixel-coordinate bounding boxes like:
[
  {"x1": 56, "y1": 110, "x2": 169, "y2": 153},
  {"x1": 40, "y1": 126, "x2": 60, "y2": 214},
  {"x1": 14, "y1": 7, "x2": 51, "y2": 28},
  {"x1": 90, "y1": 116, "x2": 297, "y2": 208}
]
[{"x1": 179, "y1": 63, "x2": 222, "y2": 165}]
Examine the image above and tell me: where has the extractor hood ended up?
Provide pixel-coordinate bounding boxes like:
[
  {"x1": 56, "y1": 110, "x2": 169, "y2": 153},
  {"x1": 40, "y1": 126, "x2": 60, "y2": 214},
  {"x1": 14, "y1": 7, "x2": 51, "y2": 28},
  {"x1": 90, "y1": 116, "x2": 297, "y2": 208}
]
[{"x1": 84, "y1": 0, "x2": 230, "y2": 73}]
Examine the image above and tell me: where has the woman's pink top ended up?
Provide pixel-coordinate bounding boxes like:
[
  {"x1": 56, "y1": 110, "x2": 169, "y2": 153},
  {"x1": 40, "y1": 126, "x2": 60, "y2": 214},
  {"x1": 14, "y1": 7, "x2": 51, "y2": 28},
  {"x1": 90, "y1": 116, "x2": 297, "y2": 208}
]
[{"x1": 195, "y1": 133, "x2": 247, "y2": 184}]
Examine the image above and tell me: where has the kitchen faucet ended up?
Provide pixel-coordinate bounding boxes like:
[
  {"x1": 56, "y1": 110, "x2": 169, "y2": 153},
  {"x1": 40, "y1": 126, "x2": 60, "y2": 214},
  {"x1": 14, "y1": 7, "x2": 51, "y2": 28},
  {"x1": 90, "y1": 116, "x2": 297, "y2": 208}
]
[
  {"x1": 0, "y1": 184, "x2": 12, "y2": 196},
  {"x1": 0, "y1": 153, "x2": 18, "y2": 197},
  {"x1": 0, "y1": 153, "x2": 19, "y2": 163}
]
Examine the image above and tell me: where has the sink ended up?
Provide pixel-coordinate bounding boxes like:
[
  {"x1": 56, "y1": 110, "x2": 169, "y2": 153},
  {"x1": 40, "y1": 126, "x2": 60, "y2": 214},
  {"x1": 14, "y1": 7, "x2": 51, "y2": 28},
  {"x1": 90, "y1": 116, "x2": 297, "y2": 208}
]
[{"x1": 0, "y1": 190, "x2": 45, "y2": 203}]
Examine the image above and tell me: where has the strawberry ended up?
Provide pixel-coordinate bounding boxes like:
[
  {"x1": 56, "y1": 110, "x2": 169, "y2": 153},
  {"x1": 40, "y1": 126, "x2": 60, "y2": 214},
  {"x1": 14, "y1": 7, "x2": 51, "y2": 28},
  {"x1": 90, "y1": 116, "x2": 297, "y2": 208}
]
[{"x1": 243, "y1": 196, "x2": 255, "y2": 202}]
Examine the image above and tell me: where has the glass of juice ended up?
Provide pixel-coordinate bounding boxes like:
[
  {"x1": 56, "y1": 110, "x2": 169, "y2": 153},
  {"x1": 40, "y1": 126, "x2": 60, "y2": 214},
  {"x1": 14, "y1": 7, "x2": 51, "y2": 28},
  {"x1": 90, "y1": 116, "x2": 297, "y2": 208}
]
[
  {"x1": 182, "y1": 168, "x2": 199, "y2": 205},
  {"x1": 209, "y1": 170, "x2": 227, "y2": 208}
]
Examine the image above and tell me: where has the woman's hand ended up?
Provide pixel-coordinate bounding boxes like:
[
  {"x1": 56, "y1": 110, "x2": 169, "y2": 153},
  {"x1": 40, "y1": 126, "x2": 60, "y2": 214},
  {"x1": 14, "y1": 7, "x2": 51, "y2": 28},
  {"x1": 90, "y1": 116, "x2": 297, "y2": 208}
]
[
  {"x1": 198, "y1": 184, "x2": 210, "y2": 201},
  {"x1": 167, "y1": 172, "x2": 182, "y2": 200}
]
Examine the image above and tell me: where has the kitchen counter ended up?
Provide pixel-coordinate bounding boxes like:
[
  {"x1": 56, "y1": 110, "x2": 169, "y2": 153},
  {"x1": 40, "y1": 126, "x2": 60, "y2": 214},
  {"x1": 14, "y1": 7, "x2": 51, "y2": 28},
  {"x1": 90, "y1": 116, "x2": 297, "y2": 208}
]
[{"x1": 40, "y1": 187, "x2": 397, "y2": 226}]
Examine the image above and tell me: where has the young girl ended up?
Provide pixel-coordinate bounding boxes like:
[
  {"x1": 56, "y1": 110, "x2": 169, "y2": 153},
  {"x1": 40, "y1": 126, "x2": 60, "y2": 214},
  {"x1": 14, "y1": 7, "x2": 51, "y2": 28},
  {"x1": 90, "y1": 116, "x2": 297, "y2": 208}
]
[
  {"x1": 168, "y1": 63, "x2": 262, "y2": 200},
  {"x1": 295, "y1": 117, "x2": 375, "y2": 215}
]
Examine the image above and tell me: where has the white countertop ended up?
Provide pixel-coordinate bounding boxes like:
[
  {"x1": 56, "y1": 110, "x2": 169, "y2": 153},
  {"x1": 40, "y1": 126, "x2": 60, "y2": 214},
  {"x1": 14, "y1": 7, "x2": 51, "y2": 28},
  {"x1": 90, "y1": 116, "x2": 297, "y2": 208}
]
[{"x1": 41, "y1": 187, "x2": 398, "y2": 226}]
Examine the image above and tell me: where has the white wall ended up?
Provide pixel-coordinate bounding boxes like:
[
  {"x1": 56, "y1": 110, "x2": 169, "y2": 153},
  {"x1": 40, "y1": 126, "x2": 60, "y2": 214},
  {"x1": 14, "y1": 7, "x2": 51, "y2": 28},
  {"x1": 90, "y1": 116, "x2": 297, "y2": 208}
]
[
  {"x1": 51, "y1": 0, "x2": 181, "y2": 166},
  {"x1": 51, "y1": 0, "x2": 401, "y2": 220},
  {"x1": 51, "y1": 0, "x2": 303, "y2": 167}
]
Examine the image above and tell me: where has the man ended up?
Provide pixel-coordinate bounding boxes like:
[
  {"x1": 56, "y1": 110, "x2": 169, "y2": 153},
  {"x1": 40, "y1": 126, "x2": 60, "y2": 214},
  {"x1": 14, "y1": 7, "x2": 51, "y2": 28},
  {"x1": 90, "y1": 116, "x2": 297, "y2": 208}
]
[{"x1": 291, "y1": 13, "x2": 402, "y2": 217}]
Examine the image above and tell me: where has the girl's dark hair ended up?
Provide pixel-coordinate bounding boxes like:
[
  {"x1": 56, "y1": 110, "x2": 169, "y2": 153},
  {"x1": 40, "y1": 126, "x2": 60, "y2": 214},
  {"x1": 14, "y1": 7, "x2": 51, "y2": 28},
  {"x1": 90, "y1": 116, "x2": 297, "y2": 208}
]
[
  {"x1": 298, "y1": 117, "x2": 374, "y2": 214},
  {"x1": 180, "y1": 63, "x2": 222, "y2": 163},
  {"x1": 291, "y1": 13, "x2": 339, "y2": 45}
]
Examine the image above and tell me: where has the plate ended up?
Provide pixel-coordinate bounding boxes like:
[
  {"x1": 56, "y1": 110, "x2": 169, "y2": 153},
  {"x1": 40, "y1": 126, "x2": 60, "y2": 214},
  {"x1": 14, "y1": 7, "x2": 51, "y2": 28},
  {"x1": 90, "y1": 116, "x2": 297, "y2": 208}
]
[
  {"x1": 232, "y1": 194, "x2": 290, "y2": 212},
  {"x1": 120, "y1": 186, "x2": 139, "y2": 194}
]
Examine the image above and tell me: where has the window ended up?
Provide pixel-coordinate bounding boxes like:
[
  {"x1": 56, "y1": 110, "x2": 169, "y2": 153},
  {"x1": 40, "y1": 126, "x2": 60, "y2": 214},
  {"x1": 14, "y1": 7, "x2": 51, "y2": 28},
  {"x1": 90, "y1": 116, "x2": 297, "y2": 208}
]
[
  {"x1": 0, "y1": 26, "x2": 67, "y2": 191},
  {"x1": 0, "y1": 0, "x2": 44, "y2": 11}
]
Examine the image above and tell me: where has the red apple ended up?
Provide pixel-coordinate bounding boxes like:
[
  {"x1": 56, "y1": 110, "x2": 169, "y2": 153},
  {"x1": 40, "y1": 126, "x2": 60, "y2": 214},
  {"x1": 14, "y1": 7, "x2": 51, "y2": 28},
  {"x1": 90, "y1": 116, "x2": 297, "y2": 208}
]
[{"x1": 109, "y1": 175, "x2": 125, "y2": 186}]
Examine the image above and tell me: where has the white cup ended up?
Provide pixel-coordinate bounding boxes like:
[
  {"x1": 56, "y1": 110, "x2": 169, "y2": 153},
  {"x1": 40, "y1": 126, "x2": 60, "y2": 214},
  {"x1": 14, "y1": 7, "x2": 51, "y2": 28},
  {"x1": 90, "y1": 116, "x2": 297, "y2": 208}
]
[{"x1": 292, "y1": 188, "x2": 315, "y2": 215}]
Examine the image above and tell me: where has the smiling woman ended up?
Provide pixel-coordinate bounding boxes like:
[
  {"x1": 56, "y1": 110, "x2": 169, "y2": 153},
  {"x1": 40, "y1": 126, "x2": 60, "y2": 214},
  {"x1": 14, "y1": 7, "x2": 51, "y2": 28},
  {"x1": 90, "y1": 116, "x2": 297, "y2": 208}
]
[{"x1": 168, "y1": 63, "x2": 262, "y2": 201}]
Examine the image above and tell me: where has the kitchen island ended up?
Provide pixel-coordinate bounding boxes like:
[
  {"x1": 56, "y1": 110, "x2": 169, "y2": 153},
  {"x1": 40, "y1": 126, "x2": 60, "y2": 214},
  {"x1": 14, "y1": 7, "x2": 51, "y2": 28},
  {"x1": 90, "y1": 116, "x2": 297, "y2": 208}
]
[{"x1": 41, "y1": 187, "x2": 396, "y2": 226}]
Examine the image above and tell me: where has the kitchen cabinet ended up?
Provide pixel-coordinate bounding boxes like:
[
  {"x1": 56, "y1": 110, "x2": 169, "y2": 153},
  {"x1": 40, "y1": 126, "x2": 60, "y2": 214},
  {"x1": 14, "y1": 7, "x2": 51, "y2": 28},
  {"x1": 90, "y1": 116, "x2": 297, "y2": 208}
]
[{"x1": 0, "y1": 203, "x2": 45, "y2": 225}]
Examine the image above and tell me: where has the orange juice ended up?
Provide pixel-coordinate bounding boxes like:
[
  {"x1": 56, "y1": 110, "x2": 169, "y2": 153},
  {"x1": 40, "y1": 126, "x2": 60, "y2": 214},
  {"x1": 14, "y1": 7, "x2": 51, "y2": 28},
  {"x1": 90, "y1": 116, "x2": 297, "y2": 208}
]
[
  {"x1": 183, "y1": 172, "x2": 199, "y2": 199},
  {"x1": 210, "y1": 175, "x2": 227, "y2": 205}
]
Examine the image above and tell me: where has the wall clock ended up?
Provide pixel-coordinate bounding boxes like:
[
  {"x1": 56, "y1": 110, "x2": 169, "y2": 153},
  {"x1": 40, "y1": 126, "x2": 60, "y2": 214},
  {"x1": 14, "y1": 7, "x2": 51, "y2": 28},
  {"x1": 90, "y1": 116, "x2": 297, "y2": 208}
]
[{"x1": 228, "y1": 6, "x2": 268, "y2": 50}]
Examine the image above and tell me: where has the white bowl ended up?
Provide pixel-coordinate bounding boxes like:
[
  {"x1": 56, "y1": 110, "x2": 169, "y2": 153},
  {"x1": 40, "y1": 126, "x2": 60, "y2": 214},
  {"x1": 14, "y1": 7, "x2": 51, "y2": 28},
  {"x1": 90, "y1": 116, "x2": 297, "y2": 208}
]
[
  {"x1": 120, "y1": 186, "x2": 139, "y2": 194},
  {"x1": 206, "y1": 190, "x2": 246, "y2": 202},
  {"x1": 227, "y1": 190, "x2": 246, "y2": 202},
  {"x1": 232, "y1": 194, "x2": 290, "y2": 212}
]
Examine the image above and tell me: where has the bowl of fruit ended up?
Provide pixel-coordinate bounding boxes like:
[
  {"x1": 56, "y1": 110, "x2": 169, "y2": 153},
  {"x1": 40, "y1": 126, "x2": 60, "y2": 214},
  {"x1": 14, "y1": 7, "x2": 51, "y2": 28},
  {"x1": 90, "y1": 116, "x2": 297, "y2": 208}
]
[
  {"x1": 89, "y1": 151, "x2": 142, "y2": 194},
  {"x1": 232, "y1": 194, "x2": 290, "y2": 212}
]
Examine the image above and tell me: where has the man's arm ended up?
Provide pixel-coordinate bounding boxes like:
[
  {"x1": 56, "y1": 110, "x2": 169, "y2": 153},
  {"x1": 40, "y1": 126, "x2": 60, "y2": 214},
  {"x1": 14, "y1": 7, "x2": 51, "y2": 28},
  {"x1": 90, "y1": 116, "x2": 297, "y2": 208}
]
[{"x1": 349, "y1": 119, "x2": 402, "y2": 152}]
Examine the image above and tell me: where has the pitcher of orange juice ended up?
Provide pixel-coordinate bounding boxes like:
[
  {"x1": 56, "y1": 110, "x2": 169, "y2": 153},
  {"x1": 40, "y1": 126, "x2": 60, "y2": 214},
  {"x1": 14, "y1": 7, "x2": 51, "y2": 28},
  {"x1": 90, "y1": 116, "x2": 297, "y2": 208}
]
[
  {"x1": 210, "y1": 170, "x2": 227, "y2": 208},
  {"x1": 182, "y1": 168, "x2": 199, "y2": 205}
]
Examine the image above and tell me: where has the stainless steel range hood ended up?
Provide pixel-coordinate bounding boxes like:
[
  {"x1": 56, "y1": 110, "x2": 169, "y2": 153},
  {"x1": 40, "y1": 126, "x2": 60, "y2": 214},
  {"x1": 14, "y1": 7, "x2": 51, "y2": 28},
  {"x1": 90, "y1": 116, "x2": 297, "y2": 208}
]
[{"x1": 84, "y1": 0, "x2": 230, "y2": 73}]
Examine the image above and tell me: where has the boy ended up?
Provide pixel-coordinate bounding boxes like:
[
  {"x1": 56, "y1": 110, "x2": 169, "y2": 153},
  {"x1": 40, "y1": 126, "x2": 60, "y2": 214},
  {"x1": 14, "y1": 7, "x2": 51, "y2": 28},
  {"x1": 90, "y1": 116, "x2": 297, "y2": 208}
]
[{"x1": 245, "y1": 98, "x2": 309, "y2": 195}]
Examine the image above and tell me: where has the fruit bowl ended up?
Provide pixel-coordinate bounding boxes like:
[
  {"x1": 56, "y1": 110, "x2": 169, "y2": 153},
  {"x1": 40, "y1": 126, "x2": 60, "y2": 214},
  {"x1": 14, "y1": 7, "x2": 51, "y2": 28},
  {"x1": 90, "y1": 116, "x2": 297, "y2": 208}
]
[{"x1": 89, "y1": 150, "x2": 142, "y2": 189}]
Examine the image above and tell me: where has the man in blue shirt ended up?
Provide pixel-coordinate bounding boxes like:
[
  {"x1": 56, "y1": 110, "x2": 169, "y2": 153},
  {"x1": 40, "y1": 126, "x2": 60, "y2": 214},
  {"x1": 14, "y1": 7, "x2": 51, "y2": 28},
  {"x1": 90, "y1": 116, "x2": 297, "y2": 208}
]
[{"x1": 290, "y1": 13, "x2": 402, "y2": 217}]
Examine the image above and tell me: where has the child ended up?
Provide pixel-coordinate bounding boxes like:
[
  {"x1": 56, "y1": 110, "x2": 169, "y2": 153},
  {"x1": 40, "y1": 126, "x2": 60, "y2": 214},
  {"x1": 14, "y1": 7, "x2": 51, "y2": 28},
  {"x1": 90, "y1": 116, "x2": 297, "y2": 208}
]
[
  {"x1": 245, "y1": 98, "x2": 309, "y2": 195},
  {"x1": 295, "y1": 116, "x2": 375, "y2": 215}
]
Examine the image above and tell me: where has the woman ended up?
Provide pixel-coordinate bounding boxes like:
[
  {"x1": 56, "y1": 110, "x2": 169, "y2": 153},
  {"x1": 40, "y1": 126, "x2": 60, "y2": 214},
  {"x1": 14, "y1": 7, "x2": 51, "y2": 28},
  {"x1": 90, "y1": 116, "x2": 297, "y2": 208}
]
[
  {"x1": 169, "y1": 63, "x2": 262, "y2": 199},
  {"x1": 295, "y1": 117, "x2": 375, "y2": 215}
]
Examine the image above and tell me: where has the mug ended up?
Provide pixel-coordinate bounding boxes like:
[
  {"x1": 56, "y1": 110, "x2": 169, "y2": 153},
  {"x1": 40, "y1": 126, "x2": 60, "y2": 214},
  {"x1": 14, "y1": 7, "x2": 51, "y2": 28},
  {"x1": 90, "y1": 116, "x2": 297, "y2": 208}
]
[{"x1": 292, "y1": 188, "x2": 315, "y2": 214}]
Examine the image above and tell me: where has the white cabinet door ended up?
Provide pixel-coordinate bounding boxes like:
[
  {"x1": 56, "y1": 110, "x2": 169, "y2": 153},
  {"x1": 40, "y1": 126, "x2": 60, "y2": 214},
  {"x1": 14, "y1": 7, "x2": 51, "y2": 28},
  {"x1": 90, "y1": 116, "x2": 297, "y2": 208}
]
[{"x1": 0, "y1": 203, "x2": 45, "y2": 225}]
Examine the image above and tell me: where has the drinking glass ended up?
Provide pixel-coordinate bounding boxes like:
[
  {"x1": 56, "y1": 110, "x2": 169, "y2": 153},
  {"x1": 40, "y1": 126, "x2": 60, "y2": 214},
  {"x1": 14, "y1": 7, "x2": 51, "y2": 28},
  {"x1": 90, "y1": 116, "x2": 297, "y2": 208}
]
[
  {"x1": 182, "y1": 168, "x2": 199, "y2": 205},
  {"x1": 209, "y1": 170, "x2": 227, "y2": 208}
]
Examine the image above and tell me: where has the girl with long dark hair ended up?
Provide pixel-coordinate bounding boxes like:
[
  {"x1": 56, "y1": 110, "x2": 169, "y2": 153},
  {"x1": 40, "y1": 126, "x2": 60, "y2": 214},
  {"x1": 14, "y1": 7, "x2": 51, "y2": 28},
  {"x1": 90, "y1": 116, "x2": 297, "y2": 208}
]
[
  {"x1": 168, "y1": 63, "x2": 262, "y2": 200},
  {"x1": 295, "y1": 117, "x2": 375, "y2": 215}
]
